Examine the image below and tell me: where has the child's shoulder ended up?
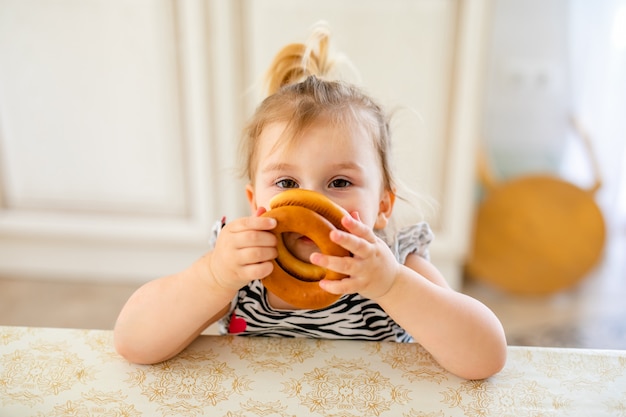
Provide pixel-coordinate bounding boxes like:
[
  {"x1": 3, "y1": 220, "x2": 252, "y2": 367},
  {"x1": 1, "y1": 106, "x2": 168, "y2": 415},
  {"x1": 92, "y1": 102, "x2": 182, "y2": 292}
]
[{"x1": 386, "y1": 221, "x2": 434, "y2": 263}]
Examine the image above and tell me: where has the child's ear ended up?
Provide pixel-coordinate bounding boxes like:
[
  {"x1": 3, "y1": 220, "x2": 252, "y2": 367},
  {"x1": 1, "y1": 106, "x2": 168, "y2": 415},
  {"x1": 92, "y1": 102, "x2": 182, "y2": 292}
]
[
  {"x1": 374, "y1": 189, "x2": 395, "y2": 229},
  {"x1": 246, "y1": 184, "x2": 258, "y2": 212}
]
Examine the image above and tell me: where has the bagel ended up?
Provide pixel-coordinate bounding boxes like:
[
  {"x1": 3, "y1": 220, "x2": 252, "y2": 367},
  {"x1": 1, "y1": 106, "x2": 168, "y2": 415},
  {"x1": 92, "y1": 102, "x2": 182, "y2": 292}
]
[{"x1": 261, "y1": 189, "x2": 350, "y2": 309}]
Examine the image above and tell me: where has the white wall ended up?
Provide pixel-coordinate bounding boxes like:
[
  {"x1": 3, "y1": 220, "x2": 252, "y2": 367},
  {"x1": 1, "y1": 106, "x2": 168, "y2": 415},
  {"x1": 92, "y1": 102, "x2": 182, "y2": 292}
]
[{"x1": 483, "y1": 0, "x2": 571, "y2": 177}]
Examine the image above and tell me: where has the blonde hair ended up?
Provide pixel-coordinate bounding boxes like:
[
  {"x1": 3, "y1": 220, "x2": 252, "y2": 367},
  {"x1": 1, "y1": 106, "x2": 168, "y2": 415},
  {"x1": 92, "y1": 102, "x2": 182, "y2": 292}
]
[{"x1": 241, "y1": 25, "x2": 397, "y2": 197}]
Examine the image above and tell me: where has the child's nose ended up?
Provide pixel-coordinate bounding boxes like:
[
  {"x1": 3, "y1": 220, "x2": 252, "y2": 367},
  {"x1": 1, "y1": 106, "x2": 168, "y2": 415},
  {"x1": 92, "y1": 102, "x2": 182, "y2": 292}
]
[
  {"x1": 298, "y1": 185, "x2": 324, "y2": 195},
  {"x1": 308, "y1": 188, "x2": 332, "y2": 200}
]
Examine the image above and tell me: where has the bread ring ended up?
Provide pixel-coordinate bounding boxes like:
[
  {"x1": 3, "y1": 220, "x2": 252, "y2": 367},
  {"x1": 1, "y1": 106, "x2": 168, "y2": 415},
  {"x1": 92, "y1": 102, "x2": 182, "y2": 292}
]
[{"x1": 261, "y1": 189, "x2": 350, "y2": 309}]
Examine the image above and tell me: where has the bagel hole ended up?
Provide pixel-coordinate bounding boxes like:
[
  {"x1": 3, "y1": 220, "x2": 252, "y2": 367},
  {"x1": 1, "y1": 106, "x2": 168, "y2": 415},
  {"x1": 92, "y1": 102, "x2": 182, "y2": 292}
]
[
  {"x1": 278, "y1": 233, "x2": 325, "y2": 282},
  {"x1": 283, "y1": 233, "x2": 313, "y2": 261}
]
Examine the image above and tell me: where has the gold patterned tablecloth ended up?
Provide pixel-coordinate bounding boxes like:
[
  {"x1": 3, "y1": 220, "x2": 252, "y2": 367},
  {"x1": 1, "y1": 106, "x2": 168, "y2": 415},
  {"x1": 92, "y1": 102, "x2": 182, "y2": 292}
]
[{"x1": 1, "y1": 326, "x2": 625, "y2": 416}]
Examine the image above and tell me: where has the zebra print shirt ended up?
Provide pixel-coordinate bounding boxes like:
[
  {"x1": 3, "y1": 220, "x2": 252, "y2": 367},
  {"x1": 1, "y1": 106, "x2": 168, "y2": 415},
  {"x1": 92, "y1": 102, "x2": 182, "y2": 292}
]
[{"x1": 213, "y1": 221, "x2": 434, "y2": 342}]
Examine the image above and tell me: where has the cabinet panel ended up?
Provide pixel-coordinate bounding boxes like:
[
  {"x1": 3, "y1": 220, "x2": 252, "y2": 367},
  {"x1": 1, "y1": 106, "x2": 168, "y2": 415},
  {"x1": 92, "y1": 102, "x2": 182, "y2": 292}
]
[
  {"x1": 0, "y1": 0, "x2": 216, "y2": 281},
  {"x1": 0, "y1": 0, "x2": 187, "y2": 216}
]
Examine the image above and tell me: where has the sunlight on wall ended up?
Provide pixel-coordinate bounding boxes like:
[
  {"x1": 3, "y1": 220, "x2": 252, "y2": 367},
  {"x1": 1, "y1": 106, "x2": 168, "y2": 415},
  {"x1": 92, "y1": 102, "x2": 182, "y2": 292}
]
[
  {"x1": 611, "y1": 5, "x2": 626, "y2": 50},
  {"x1": 620, "y1": 146, "x2": 626, "y2": 220},
  {"x1": 617, "y1": 4, "x2": 626, "y2": 221}
]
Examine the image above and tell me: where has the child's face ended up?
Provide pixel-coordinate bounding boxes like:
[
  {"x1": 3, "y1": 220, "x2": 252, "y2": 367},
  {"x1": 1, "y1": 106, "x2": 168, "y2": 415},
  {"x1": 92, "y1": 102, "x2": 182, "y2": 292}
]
[{"x1": 246, "y1": 120, "x2": 394, "y2": 262}]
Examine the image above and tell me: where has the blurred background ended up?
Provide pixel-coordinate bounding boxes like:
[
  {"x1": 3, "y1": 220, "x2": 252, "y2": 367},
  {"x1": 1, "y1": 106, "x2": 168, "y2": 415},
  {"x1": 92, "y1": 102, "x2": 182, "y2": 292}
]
[{"x1": 0, "y1": 0, "x2": 624, "y2": 348}]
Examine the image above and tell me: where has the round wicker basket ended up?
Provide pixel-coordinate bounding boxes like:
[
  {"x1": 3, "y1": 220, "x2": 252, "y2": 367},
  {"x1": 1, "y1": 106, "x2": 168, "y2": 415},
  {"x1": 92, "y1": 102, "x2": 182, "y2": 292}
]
[{"x1": 465, "y1": 117, "x2": 606, "y2": 294}]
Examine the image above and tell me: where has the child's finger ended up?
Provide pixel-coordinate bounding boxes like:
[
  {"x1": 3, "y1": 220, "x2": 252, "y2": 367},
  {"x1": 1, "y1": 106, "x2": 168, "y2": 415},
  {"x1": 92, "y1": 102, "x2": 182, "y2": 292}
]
[
  {"x1": 229, "y1": 215, "x2": 276, "y2": 232},
  {"x1": 329, "y1": 228, "x2": 375, "y2": 259},
  {"x1": 340, "y1": 214, "x2": 377, "y2": 242},
  {"x1": 318, "y1": 276, "x2": 356, "y2": 295},
  {"x1": 240, "y1": 261, "x2": 274, "y2": 282},
  {"x1": 310, "y1": 252, "x2": 353, "y2": 276}
]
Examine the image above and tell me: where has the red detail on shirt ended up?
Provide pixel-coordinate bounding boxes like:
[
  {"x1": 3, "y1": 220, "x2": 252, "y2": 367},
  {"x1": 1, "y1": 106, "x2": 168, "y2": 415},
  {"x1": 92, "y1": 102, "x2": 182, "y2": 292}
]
[{"x1": 228, "y1": 312, "x2": 247, "y2": 334}]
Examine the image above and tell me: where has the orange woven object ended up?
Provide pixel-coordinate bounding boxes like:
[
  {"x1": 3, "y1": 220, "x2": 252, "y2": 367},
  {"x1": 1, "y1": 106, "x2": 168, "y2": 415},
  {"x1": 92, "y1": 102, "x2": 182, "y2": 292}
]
[{"x1": 465, "y1": 117, "x2": 606, "y2": 294}]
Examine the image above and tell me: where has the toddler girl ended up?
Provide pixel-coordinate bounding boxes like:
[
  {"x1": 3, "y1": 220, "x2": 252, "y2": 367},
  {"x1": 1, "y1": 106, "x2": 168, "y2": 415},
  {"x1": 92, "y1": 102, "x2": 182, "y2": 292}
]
[{"x1": 114, "y1": 26, "x2": 507, "y2": 380}]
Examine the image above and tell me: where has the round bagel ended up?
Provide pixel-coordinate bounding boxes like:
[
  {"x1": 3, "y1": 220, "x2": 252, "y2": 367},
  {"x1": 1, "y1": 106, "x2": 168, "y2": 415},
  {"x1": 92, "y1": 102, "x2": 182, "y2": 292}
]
[{"x1": 261, "y1": 189, "x2": 349, "y2": 309}]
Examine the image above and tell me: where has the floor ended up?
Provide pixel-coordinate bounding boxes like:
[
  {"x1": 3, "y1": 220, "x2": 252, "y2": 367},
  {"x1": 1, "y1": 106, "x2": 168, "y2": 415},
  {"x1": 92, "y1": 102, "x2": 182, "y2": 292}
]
[
  {"x1": 464, "y1": 225, "x2": 626, "y2": 349},
  {"x1": 1, "y1": 229, "x2": 624, "y2": 350}
]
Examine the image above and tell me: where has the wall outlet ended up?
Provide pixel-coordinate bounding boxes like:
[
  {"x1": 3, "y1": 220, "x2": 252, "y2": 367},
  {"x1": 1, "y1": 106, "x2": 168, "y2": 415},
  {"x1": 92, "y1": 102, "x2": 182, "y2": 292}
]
[{"x1": 501, "y1": 59, "x2": 562, "y2": 94}]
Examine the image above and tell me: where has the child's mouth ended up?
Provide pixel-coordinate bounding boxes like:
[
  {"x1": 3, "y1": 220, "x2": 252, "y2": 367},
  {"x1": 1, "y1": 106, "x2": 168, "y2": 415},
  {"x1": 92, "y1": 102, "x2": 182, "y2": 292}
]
[
  {"x1": 283, "y1": 233, "x2": 320, "y2": 262},
  {"x1": 298, "y1": 235, "x2": 314, "y2": 244}
]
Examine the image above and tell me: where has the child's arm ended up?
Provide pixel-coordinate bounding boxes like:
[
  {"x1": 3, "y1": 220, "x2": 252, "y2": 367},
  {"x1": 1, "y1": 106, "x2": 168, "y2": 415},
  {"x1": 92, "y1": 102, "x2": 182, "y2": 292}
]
[
  {"x1": 113, "y1": 254, "x2": 233, "y2": 365},
  {"x1": 374, "y1": 255, "x2": 507, "y2": 380},
  {"x1": 315, "y1": 214, "x2": 507, "y2": 380},
  {"x1": 114, "y1": 214, "x2": 277, "y2": 364}
]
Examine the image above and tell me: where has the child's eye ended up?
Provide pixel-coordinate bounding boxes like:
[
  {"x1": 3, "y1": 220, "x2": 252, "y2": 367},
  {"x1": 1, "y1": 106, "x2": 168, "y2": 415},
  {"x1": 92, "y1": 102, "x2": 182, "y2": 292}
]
[
  {"x1": 329, "y1": 178, "x2": 352, "y2": 188},
  {"x1": 276, "y1": 178, "x2": 299, "y2": 189}
]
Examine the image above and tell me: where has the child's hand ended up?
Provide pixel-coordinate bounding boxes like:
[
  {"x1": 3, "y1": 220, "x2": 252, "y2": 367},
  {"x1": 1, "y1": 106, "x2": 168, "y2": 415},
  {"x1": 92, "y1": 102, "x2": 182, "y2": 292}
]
[
  {"x1": 209, "y1": 208, "x2": 277, "y2": 292},
  {"x1": 311, "y1": 213, "x2": 401, "y2": 300}
]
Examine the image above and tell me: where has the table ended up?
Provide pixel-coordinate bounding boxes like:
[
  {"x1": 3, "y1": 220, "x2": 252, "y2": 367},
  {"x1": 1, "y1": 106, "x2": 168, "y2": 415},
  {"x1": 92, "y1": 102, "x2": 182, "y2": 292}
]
[{"x1": 1, "y1": 326, "x2": 625, "y2": 416}]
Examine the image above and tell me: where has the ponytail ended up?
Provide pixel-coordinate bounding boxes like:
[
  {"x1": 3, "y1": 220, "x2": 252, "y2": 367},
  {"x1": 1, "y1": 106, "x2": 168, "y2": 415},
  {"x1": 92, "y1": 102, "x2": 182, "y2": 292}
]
[{"x1": 264, "y1": 24, "x2": 333, "y2": 96}]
